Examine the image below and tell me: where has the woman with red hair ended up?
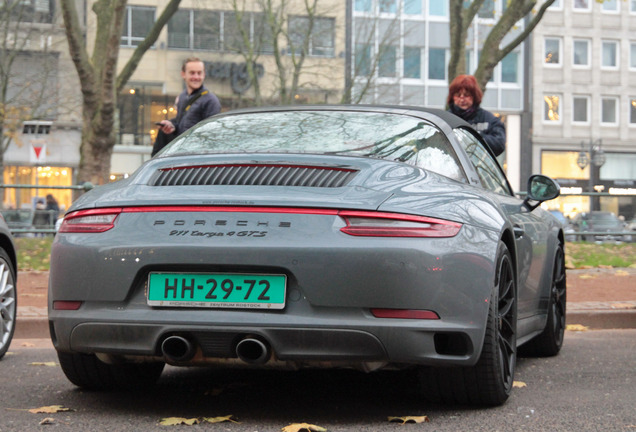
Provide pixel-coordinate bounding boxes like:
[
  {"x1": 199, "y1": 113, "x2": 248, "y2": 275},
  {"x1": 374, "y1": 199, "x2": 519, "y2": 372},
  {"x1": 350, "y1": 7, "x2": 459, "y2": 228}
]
[{"x1": 447, "y1": 75, "x2": 506, "y2": 156}]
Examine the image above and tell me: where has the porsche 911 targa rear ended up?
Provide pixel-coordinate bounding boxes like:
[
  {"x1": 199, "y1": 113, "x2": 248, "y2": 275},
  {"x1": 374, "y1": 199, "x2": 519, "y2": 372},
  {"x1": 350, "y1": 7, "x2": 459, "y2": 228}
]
[{"x1": 49, "y1": 106, "x2": 566, "y2": 406}]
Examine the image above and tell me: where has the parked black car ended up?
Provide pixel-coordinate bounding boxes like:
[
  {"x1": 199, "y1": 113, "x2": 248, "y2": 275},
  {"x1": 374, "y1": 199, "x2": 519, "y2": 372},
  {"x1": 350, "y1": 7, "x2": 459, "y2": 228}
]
[{"x1": 571, "y1": 211, "x2": 630, "y2": 242}]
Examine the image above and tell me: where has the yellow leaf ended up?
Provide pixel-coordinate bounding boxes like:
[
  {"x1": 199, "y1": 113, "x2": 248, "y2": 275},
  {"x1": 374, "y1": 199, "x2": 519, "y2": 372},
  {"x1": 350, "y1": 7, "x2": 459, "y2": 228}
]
[
  {"x1": 203, "y1": 415, "x2": 239, "y2": 424},
  {"x1": 566, "y1": 324, "x2": 588, "y2": 332},
  {"x1": 578, "y1": 274, "x2": 596, "y2": 279},
  {"x1": 159, "y1": 417, "x2": 200, "y2": 426},
  {"x1": 39, "y1": 418, "x2": 56, "y2": 425},
  {"x1": 29, "y1": 362, "x2": 58, "y2": 367},
  {"x1": 281, "y1": 423, "x2": 327, "y2": 432},
  {"x1": 513, "y1": 381, "x2": 527, "y2": 388},
  {"x1": 29, "y1": 406, "x2": 73, "y2": 414},
  {"x1": 615, "y1": 270, "x2": 629, "y2": 277},
  {"x1": 388, "y1": 416, "x2": 430, "y2": 424}
]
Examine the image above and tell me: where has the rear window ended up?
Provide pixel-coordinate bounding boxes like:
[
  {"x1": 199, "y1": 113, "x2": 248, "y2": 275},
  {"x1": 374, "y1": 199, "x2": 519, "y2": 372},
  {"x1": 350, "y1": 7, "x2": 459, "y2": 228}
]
[{"x1": 159, "y1": 110, "x2": 467, "y2": 181}]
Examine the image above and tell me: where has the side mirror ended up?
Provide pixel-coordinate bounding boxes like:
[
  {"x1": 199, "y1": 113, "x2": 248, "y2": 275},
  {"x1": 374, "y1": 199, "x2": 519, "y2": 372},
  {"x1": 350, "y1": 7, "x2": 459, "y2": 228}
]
[{"x1": 523, "y1": 175, "x2": 560, "y2": 211}]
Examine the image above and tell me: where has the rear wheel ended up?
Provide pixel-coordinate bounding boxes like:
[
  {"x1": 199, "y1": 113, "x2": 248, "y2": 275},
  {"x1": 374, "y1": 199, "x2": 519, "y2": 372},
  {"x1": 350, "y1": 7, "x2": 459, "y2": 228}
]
[
  {"x1": 519, "y1": 244, "x2": 566, "y2": 357},
  {"x1": 57, "y1": 351, "x2": 165, "y2": 391},
  {"x1": 418, "y1": 241, "x2": 517, "y2": 406},
  {"x1": 0, "y1": 248, "x2": 17, "y2": 359}
]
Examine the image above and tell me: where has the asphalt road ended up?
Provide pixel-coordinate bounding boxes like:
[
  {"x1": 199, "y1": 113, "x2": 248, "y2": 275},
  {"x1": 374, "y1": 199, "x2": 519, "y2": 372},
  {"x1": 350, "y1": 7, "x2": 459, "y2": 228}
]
[{"x1": 2, "y1": 330, "x2": 635, "y2": 432}]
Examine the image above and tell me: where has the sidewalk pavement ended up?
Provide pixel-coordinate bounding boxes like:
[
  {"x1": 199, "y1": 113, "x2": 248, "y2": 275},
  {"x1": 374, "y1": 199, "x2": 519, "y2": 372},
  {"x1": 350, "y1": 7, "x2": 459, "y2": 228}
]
[{"x1": 12, "y1": 268, "x2": 636, "y2": 340}]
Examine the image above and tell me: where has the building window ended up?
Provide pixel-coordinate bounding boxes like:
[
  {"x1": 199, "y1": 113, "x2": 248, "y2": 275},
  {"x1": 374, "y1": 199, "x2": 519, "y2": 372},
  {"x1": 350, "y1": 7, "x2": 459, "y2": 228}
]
[
  {"x1": 632, "y1": 0, "x2": 636, "y2": 13},
  {"x1": 630, "y1": 43, "x2": 636, "y2": 69},
  {"x1": 544, "y1": 38, "x2": 561, "y2": 66},
  {"x1": 379, "y1": 0, "x2": 397, "y2": 13},
  {"x1": 168, "y1": 9, "x2": 220, "y2": 50},
  {"x1": 601, "y1": 0, "x2": 618, "y2": 12},
  {"x1": 573, "y1": 0, "x2": 590, "y2": 11},
  {"x1": 403, "y1": 46, "x2": 421, "y2": 79},
  {"x1": 572, "y1": 95, "x2": 590, "y2": 124},
  {"x1": 601, "y1": 97, "x2": 618, "y2": 125},
  {"x1": 288, "y1": 16, "x2": 335, "y2": 57},
  {"x1": 630, "y1": 98, "x2": 636, "y2": 124},
  {"x1": 378, "y1": 45, "x2": 397, "y2": 77},
  {"x1": 544, "y1": 94, "x2": 561, "y2": 122},
  {"x1": 477, "y1": 0, "x2": 495, "y2": 18},
  {"x1": 602, "y1": 40, "x2": 619, "y2": 69},
  {"x1": 548, "y1": 0, "x2": 562, "y2": 9},
  {"x1": 6, "y1": 0, "x2": 54, "y2": 23},
  {"x1": 428, "y1": 48, "x2": 446, "y2": 80},
  {"x1": 501, "y1": 51, "x2": 518, "y2": 83},
  {"x1": 121, "y1": 6, "x2": 155, "y2": 47},
  {"x1": 355, "y1": 44, "x2": 371, "y2": 76},
  {"x1": 429, "y1": 0, "x2": 448, "y2": 16},
  {"x1": 573, "y1": 39, "x2": 590, "y2": 67},
  {"x1": 404, "y1": 0, "x2": 422, "y2": 15},
  {"x1": 354, "y1": 0, "x2": 372, "y2": 12}
]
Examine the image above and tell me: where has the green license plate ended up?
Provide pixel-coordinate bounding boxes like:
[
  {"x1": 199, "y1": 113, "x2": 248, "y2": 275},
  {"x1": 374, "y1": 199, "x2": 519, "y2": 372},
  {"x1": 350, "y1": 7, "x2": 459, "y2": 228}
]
[{"x1": 147, "y1": 272, "x2": 286, "y2": 309}]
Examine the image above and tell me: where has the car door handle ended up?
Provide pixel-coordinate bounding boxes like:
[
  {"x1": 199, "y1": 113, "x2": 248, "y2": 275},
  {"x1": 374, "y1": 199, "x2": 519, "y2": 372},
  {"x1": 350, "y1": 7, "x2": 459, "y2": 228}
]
[{"x1": 514, "y1": 226, "x2": 524, "y2": 239}]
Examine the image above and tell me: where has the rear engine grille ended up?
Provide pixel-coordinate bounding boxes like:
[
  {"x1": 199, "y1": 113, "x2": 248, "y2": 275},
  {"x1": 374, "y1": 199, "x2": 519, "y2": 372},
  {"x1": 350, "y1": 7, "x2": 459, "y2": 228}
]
[{"x1": 150, "y1": 164, "x2": 358, "y2": 188}]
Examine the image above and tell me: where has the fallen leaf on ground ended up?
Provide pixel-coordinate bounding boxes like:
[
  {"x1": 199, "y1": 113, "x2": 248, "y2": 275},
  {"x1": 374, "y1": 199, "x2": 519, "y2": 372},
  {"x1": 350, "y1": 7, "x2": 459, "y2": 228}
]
[
  {"x1": 388, "y1": 416, "x2": 430, "y2": 424},
  {"x1": 29, "y1": 406, "x2": 73, "y2": 414},
  {"x1": 281, "y1": 423, "x2": 327, "y2": 432},
  {"x1": 566, "y1": 324, "x2": 588, "y2": 331},
  {"x1": 578, "y1": 274, "x2": 596, "y2": 279},
  {"x1": 39, "y1": 418, "x2": 56, "y2": 425},
  {"x1": 513, "y1": 381, "x2": 527, "y2": 388},
  {"x1": 159, "y1": 417, "x2": 200, "y2": 426},
  {"x1": 21, "y1": 342, "x2": 35, "y2": 347},
  {"x1": 203, "y1": 415, "x2": 239, "y2": 424},
  {"x1": 29, "y1": 362, "x2": 58, "y2": 367},
  {"x1": 615, "y1": 270, "x2": 630, "y2": 277}
]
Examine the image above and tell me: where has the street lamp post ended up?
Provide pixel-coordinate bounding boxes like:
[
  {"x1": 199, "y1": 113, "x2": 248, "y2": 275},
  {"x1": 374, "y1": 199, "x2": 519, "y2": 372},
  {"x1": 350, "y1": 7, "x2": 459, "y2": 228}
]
[{"x1": 576, "y1": 138, "x2": 606, "y2": 211}]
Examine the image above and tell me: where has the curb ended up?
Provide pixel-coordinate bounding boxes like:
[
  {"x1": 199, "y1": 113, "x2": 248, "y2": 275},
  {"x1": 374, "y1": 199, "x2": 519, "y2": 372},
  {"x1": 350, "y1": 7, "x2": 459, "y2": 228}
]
[{"x1": 13, "y1": 307, "x2": 636, "y2": 340}]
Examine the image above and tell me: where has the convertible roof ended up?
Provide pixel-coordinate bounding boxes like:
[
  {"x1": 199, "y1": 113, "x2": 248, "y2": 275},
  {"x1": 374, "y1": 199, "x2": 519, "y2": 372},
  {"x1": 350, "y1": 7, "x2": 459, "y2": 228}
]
[{"x1": 221, "y1": 104, "x2": 471, "y2": 130}]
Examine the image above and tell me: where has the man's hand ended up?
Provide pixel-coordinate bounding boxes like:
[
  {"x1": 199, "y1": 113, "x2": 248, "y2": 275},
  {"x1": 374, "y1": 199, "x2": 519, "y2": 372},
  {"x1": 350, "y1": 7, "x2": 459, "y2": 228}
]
[{"x1": 156, "y1": 120, "x2": 176, "y2": 134}]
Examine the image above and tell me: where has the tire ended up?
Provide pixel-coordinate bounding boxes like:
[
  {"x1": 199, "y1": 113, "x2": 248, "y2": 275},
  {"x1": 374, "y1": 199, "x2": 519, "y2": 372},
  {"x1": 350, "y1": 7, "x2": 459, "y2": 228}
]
[
  {"x1": 57, "y1": 351, "x2": 165, "y2": 391},
  {"x1": 0, "y1": 248, "x2": 17, "y2": 359},
  {"x1": 418, "y1": 241, "x2": 517, "y2": 406},
  {"x1": 519, "y1": 244, "x2": 566, "y2": 357}
]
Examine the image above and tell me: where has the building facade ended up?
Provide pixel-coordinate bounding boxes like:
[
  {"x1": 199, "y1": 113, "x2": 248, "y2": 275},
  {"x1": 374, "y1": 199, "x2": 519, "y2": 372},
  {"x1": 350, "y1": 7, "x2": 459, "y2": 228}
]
[
  {"x1": 2, "y1": 0, "x2": 82, "y2": 212},
  {"x1": 350, "y1": 0, "x2": 528, "y2": 190},
  {"x1": 533, "y1": 0, "x2": 636, "y2": 220}
]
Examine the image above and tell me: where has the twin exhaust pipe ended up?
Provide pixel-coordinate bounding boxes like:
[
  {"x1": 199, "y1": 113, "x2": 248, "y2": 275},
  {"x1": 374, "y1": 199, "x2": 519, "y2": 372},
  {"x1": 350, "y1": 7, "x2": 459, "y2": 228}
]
[{"x1": 160, "y1": 335, "x2": 271, "y2": 364}]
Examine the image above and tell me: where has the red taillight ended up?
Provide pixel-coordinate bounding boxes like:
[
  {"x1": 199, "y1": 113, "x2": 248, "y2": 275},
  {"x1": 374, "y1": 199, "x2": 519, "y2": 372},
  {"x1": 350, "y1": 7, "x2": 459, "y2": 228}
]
[
  {"x1": 371, "y1": 309, "x2": 440, "y2": 319},
  {"x1": 339, "y1": 211, "x2": 461, "y2": 238},
  {"x1": 58, "y1": 208, "x2": 122, "y2": 233}
]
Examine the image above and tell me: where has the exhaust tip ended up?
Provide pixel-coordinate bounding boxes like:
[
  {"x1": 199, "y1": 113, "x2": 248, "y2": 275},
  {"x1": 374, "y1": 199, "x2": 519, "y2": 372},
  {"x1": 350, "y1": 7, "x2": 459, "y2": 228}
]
[
  {"x1": 236, "y1": 337, "x2": 271, "y2": 364},
  {"x1": 161, "y1": 335, "x2": 196, "y2": 362}
]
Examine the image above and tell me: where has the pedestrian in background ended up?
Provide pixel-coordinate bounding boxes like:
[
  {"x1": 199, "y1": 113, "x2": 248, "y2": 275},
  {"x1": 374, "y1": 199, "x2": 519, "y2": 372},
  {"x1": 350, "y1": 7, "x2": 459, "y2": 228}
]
[
  {"x1": 45, "y1": 194, "x2": 60, "y2": 226},
  {"x1": 447, "y1": 74, "x2": 506, "y2": 156},
  {"x1": 152, "y1": 57, "x2": 221, "y2": 156}
]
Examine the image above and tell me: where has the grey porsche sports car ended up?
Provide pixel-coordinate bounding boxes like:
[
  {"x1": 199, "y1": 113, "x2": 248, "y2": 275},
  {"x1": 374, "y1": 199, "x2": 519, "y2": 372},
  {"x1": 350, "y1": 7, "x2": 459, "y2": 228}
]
[{"x1": 49, "y1": 105, "x2": 566, "y2": 406}]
